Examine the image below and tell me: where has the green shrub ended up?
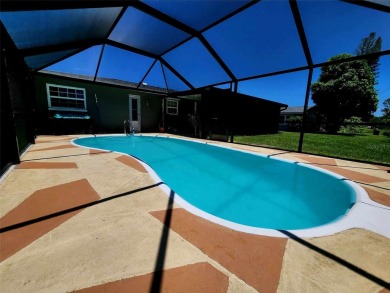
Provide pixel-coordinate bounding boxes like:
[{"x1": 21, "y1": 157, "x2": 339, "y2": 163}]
[
  {"x1": 286, "y1": 116, "x2": 302, "y2": 131},
  {"x1": 339, "y1": 116, "x2": 365, "y2": 135}
]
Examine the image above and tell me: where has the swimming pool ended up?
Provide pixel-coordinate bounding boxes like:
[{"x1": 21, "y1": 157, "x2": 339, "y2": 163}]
[{"x1": 74, "y1": 135, "x2": 359, "y2": 232}]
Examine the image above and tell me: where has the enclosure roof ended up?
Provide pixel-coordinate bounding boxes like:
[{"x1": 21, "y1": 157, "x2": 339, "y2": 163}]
[{"x1": 1, "y1": 0, "x2": 389, "y2": 94}]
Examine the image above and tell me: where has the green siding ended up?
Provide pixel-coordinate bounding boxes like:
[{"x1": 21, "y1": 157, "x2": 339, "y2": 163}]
[{"x1": 34, "y1": 74, "x2": 163, "y2": 134}]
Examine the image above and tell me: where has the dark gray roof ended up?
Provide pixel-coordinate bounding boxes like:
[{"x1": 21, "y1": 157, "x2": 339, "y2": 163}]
[
  {"x1": 39, "y1": 70, "x2": 170, "y2": 94},
  {"x1": 281, "y1": 106, "x2": 314, "y2": 115}
]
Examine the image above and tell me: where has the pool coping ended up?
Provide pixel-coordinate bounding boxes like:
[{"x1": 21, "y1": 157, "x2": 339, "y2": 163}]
[{"x1": 71, "y1": 134, "x2": 390, "y2": 239}]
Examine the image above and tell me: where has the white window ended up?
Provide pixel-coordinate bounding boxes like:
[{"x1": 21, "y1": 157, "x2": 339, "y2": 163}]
[
  {"x1": 166, "y1": 98, "x2": 179, "y2": 115},
  {"x1": 46, "y1": 84, "x2": 87, "y2": 112}
]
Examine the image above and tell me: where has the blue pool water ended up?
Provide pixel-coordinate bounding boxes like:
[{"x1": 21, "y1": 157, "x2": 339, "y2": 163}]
[{"x1": 74, "y1": 135, "x2": 356, "y2": 230}]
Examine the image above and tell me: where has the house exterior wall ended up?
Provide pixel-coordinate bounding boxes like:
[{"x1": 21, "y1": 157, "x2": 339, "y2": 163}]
[
  {"x1": 201, "y1": 89, "x2": 283, "y2": 138},
  {"x1": 164, "y1": 97, "x2": 198, "y2": 135},
  {"x1": 167, "y1": 88, "x2": 285, "y2": 140},
  {"x1": 33, "y1": 74, "x2": 163, "y2": 134},
  {"x1": 232, "y1": 93, "x2": 282, "y2": 135}
]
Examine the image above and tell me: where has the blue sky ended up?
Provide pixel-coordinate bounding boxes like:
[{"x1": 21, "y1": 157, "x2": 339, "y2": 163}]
[
  {"x1": 46, "y1": 0, "x2": 390, "y2": 116},
  {"x1": 234, "y1": 0, "x2": 390, "y2": 116},
  {"x1": 238, "y1": 57, "x2": 390, "y2": 116}
]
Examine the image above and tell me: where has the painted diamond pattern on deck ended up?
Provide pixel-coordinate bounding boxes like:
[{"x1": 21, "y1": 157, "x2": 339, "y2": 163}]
[
  {"x1": 151, "y1": 208, "x2": 287, "y2": 293},
  {"x1": 15, "y1": 161, "x2": 78, "y2": 169},
  {"x1": 1, "y1": 135, "x2": 389, "y2": 293},
  {"x1": 293, "y1": 154, "x2": 388, "y2": 183},
  {"x1": 89, "y1": 149, "x2": 110, "y2": 155},
  {"x1": 0, "y1": 179, "x2": 100, "y2": 261},
  {"x1": 115, "y1": 155, "x2": 148, "y2": 173},
  {"x1": 74, "y1": 262, "x2": 229, "y2": 293},
  {"x1": 294, "y1": 155, "x2": 338, "y2": 166},
  {"x1": 363, "y1": 187, "x2": 390, "y2": 207}
]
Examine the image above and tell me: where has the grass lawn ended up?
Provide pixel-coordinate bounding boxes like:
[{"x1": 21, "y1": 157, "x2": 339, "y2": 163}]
[{"x1": 234, "y1": 130, "x2": 390, "y2": 165}]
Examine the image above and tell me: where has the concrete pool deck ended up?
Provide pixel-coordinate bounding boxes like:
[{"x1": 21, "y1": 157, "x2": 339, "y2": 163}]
[{"x1": 0, "y1": 134, "x2": 389, "y2": 292}]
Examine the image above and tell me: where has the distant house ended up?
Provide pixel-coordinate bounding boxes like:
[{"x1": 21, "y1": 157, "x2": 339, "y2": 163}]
[{"x1": 279, "y1": 106, "x2": 318, "y2": 131}]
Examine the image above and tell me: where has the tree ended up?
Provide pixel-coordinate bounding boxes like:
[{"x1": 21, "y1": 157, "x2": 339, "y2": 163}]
[
  {"x1": 311, "y1": 53, "x2": 378, "y2": 133},
  {"x1": 355, "y1": 32, "x2": 382, "y2": 80},
  {"x1": 382, "y1": 98, "x2": 390, "y2": 118}
]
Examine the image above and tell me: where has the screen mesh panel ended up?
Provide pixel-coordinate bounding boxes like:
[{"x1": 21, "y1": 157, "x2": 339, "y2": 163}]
[
  {"x1": 97, "y1": 45, "x2": 155, "y2": 84},
  {"x1": 109, "y1": 7, "x2": 190, "y2": 55},
  {"x1": 203, "y1": 0, "x2": 307, "y2": 79},
  {"x1": 142, "y1": 0, "x2": 251, "y2": 31},
  {"x1": 44, "y1": 46, "x2": 103, "y2": 79},
  {"x1": 297, "y1": 0, "x2": 390, "y2": 64},
  {"x1": 0, "y1": 8, "x2": 121, "y2": 50},
  {"x1": 163, "y1": 38, "x2": 230, "y2": 88},
  {"x1": 25, "y1": 49, "x2": 79, "y2": 69}
]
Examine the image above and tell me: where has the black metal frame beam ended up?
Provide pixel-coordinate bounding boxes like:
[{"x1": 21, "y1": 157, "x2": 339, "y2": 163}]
[
  {"x1": 197, "y1": 80, "x2": 233, "y2": 91},
  {"x1": 132, "y1": 0, "x2": 205, "y2": 90},
  {"x1": 130, "y1": 1, "x2": 193, "y2": 36},
  {"x1": 159, "y1": 58, "x2": 195, "y2": 90},
  {"x1": 137, "y1": 59, "x2": 158, "y2": 89},
  {"x1": 200, "y1": 0, "x2": 261, "y2": 34},
  {"x1": 289, "y1": 0, "x2": 313, "y2": 67},
  {"x1": 198, "y1": 34, "x2": 236, "y2": 82},
  {"x1": 4, "y1": 0, "x2": 388, "y2": 14},
  {"x1": 233, "y1": 49, "x2": 390, "y2": 152},
  {"x1": 159, "y1": 35, "x2": 195, "y2": 57},
  {"x1": 34, "y1": 45, "x2": 95, "y2": 72},
  {"x1": 32, "y1": 38, "x2": 162, "y2": 75},
  {"x1": 140, "y1": 0, "x2": 262, "y2": 84},
  {"x1": 158, "y1": 0, "x2": 260, "y2": 55},
  {"x1": 229, "y1": 81, "x2": 239, "y2": 143},
  {"x1": 130, "y1": 1, "x2": 236, "y2": 82},
  {"x1": 314, "y1": 49, "x2": 390, "y2": 68},
  {"x1": 298, "y1": 68, "x2": 313, "y2": 152},
  {"x1": 1, "y1": 0, "x2": 285, "y2": 86},
  {"x1": 238, "y1": 66, "x2": 310, "y2": 83},
  {"x1": 32, "y1": 38, "x2": 162, "y2": 73},
  {"x1": 160, "y1": 61, "x2": 169, "y2": 92},
  {"x1": 0, "y1": 1, "x2": 131, "y2": 11},
  {"x1": 104, "y1": 7, "x2": 127, "y2": 39},
  {"x1": 20, "y1": 38, "x2": 103, "y2": 57},
  {"x1": 105, "y1": 39, "x2": 158, "y2": 59},
  {"x1": 289, "y1": 0, "x2": 313, "y2": 152},
  {"x1": 93, "y1": 44, "x2": 106, "y2": 82},
  {"x1": 12, "y1": 5, "x2": 123, "y2": 70},
  {"x1": 233, "y1": 48, "x2": 390, "y2": 84},
  {"x1": 340, "y1": 0, "x2": 390, "y2": 13}
]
